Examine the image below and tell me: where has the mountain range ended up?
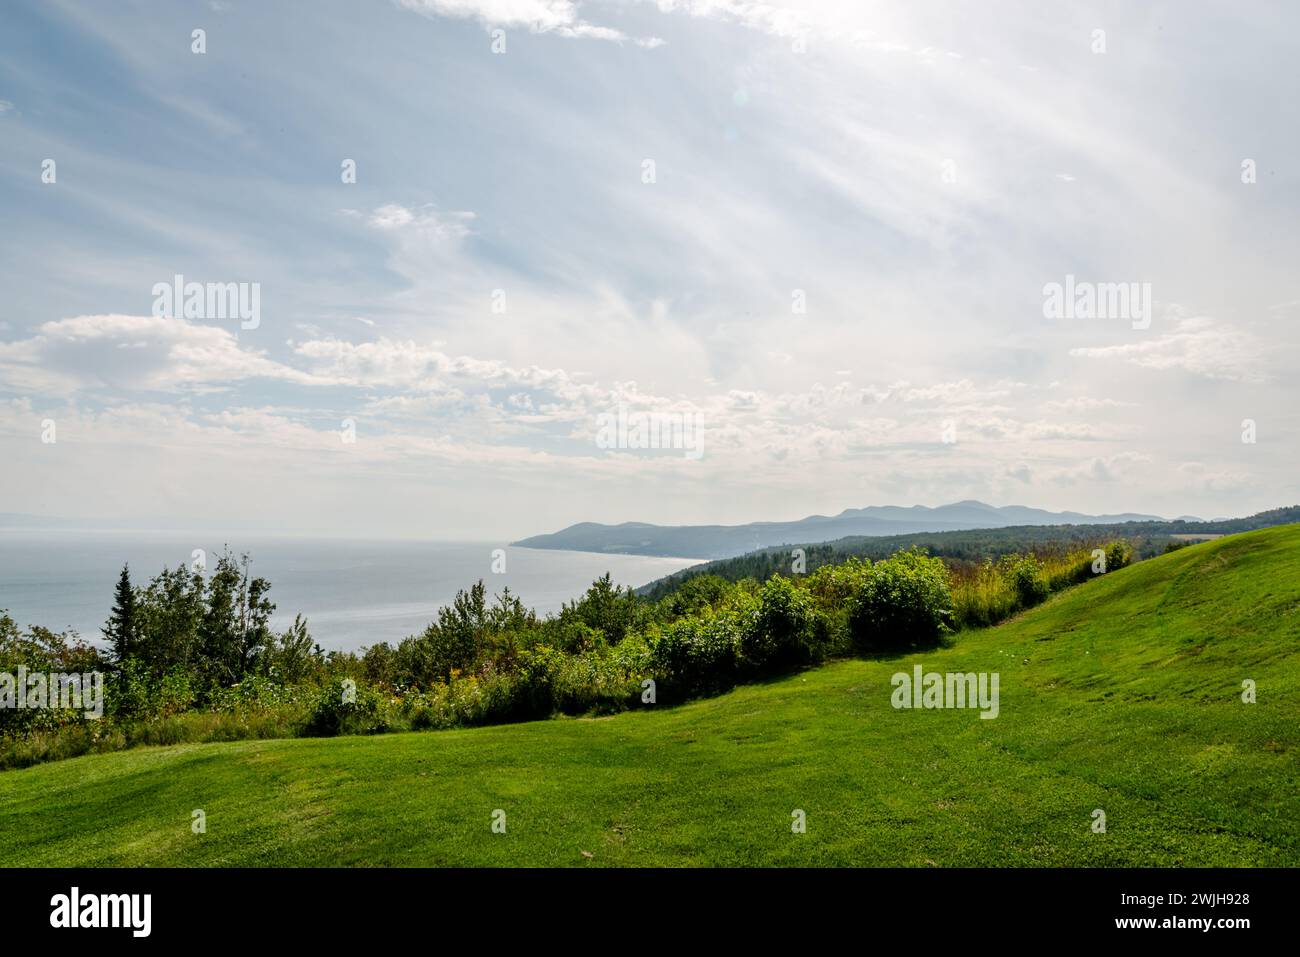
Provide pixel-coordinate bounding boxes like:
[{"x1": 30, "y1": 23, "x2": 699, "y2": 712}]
[{"x1": 512, "y1": 500, "x2": 1177, "y2": 559}]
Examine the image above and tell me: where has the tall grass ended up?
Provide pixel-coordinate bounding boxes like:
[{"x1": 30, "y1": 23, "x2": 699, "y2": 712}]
[
  {"x1": 949, "y1": 540, "x2": 1133, "y2": 629},
  {"x1": 0, "y1": 706, "x2": 312, "y2": 770}
]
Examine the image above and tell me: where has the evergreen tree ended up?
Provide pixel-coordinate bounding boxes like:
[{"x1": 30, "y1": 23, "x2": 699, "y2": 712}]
[
  {"x1": 103, "y1": 563, "x2": 137, "y2": 664},
  {"x1": 198, "y1": 550, "x2": 275, "y2": 685}
]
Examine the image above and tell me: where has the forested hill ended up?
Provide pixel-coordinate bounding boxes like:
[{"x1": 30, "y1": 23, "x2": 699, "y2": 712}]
[
  {"x1": 513, "y1": 500, "x2": 1165, "y2": 559},
  {"x1": 634, "y1": 505, "x2": 1300, "y2": 600}
]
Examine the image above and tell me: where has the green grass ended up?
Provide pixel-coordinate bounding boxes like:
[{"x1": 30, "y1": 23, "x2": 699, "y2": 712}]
[{"x1": 3, "y1": 525, "x2": 1298, "y2": 867}]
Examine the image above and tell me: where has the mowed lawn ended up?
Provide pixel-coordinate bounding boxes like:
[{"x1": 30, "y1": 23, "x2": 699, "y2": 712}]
[{"x1": 2, "y1": 526, "x2": 1297, "y2": 867}]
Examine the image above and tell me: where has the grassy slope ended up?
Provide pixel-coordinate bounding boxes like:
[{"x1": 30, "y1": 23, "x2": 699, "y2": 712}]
[{"x1": 2, "y1": 526, "x2": 1297, "y2": 867}]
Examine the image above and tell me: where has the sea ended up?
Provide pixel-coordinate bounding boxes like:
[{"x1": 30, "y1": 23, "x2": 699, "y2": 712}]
[{"x1": 0, "y1": 530, "x2": 700, "y2": 652}]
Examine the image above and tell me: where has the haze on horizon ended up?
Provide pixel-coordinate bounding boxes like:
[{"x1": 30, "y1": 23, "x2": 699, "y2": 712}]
[{"x1": 1, "y1": 0, "x2": 1296, "y2": 541}]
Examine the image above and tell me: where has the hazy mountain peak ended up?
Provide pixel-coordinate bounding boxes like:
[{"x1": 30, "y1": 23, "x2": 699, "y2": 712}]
[{"x1": 514, "y1": 501, "x2": 1168, "y2": 560}]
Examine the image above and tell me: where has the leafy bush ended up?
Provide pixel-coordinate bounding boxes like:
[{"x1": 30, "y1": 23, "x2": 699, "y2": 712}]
[
  {"x1": 419, "y1": 593, "x2": 483, "y2": 681},
  {"x1": 739, "y1": 575, "x2": 826, "y2": 671},
  {"x1": 803, "y1": 559, "x2": 871, "y2": 654},
  {"x1": 262, "y1": 614, "x2": 324, "y2": 684},
  {"x1": 553, "y1": 646, "x2": 642, "y2": 715},
  {"x1": 1105, "y1": 540, "x2": 1134, "y2": 572},
  {"x1": 305, "y1": 678, "x2": 391, "y2": 736},
  {"x1": 0, "y1": 614, "x2": 106, "y2": 737},
  {"x1": 849, "y1": 548, "x2": 953, "y2": 652},
  {"x1": 650, "y1": 611, "x2": 742, "y2": 697},
  {"x1": 529, "y1": 619, "x2": 603, "y2": 656},
  {"x1": 208, "y1": 673, "x2": 306, "y2": 714},
  {"x1": 803, "y1": 557, "x2": 869, "y2": 602},
  {"x1": 658, "y1": 574, "x2": 733, "y2": 620},
  {"x1": 998, "y1": 554, "x2": 1050, "y2": 608},
  {"x1": 613, "y1": 630, "x2": 652, "y2": 677},
  {"x1": 506, "y1": 645, "x2": 569, "y2": 720},
  {"x1": 107, "y1": 661, "x2": 198, "y2": 721},
  {"x1": 400, "y1": 670, "x2": 511, "y2": 729},
  {"x1": 557, "y1": 573, "x2": 646, "y2": 644}
]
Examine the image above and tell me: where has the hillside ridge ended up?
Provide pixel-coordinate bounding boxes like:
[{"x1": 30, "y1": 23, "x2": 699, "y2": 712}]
[{"x1": 2, "y1": 525, "x2": 1296, "y2": 867}]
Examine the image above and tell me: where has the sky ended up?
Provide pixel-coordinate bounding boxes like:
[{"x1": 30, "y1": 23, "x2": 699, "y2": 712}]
[{"x1": 0, "y1": 0, "x2": 1296, "y2": 540}]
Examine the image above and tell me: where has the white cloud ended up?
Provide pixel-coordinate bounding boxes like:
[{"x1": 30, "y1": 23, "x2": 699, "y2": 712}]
[
  {"x1": 367, "y1": 203, "x2": 475, "y2": 236},
  {"x1": 4, "y1": 2, "x2": 1297, "y2": 532},
  {"x1": 0, "y1": 315, "x2": 323, "y2": 395},
  {"x1": 1051, "y1": 452, "x2": 1151, "y2": 486},
  {"x1": 1070, "y1": 316, "x2": 1266, "y2": 382},
  {"x1": 397, "y1": 0, "x2": 662, "y2": 44},
  {"x1": 1177, "y1": 461, "x2": 1250, "y2": 494},
  {"x1": 1045, "y1": 396, "x2": 1134, "y2": 413}
]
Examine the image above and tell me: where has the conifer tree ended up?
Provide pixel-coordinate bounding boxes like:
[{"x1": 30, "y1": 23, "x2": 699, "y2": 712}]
[{"x1": 103, "y1": 563, "x2": 137, "y2": 664}]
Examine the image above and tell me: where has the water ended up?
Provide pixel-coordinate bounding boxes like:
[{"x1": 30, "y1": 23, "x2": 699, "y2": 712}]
[{"x1": 0, "y1": 531, "x2": 699, "y2": 652}]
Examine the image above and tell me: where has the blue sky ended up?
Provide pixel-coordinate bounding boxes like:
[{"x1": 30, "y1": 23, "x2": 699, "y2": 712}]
[{"x1": 1, "y1": 0, "x2": 1297, "y2": 538}]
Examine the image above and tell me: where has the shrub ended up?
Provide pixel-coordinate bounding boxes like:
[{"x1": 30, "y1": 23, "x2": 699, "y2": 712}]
[
  {"x1": 208, "y1": 673, "x2": 303, "y2": 715},
  {"x1": 360, "y1": 641, "x2": 400, "y2": 687},
  {"x1": 658, "y1": 574, "x2": 733, "y2": 620},
  {"x1": 0, "y1": 614, "x2": 107, "y2": 738},
  {"x1": 849, "y1": 548, "x2": 952, "y2": 652},
  {"x1": 998, "y1": 554, "x2": 1050, "y2": 608},
  {"x1": 418, "y1": 582, "x2": 489, "y2": 683},
  {"x1": 803, "y1": 559, "x2": 869, "y2": 653},
  {"x1": 804, "y1": 558, "x2": 871, "y2": 607},
  {"x1": 107, "y1": 659, "x2": 156, "y2": 720},
  {"x1": 262, "y1": 613, "x2": 324, "y2": 685},
  {"x1": 613, "y1": 630, "x2": 653, "y2": 677},
  {"x1": 305, "y1": 678, "x2": 391, "y2": 736},
  {"x1": 410, "y1": 622, "x2": 477, "y2": 685},
  {"x1": 557, "y1": 574, "x2": 646, "y2": 644},
  {"x1": 553, "y1": 647, "x2": 641, "y2": 715},
  {"x1": 649, "y1": 611, "x2": 741, "y2": 697},
  {"x1": 739, "y1": 576, "x2": 825, "y2": 671},
  {"x1": 529, "y1": 619, "x2": 602, "y2": 656},
  {"x1": 506, "y1": 645, "x2": 568, "y2": 720},
  {"x1": 1105, "y1": 540, "x2": 1134, "y2": 572},
  {"x1": 402, "y1": 671, "x2": 498, "y2": 729}
]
